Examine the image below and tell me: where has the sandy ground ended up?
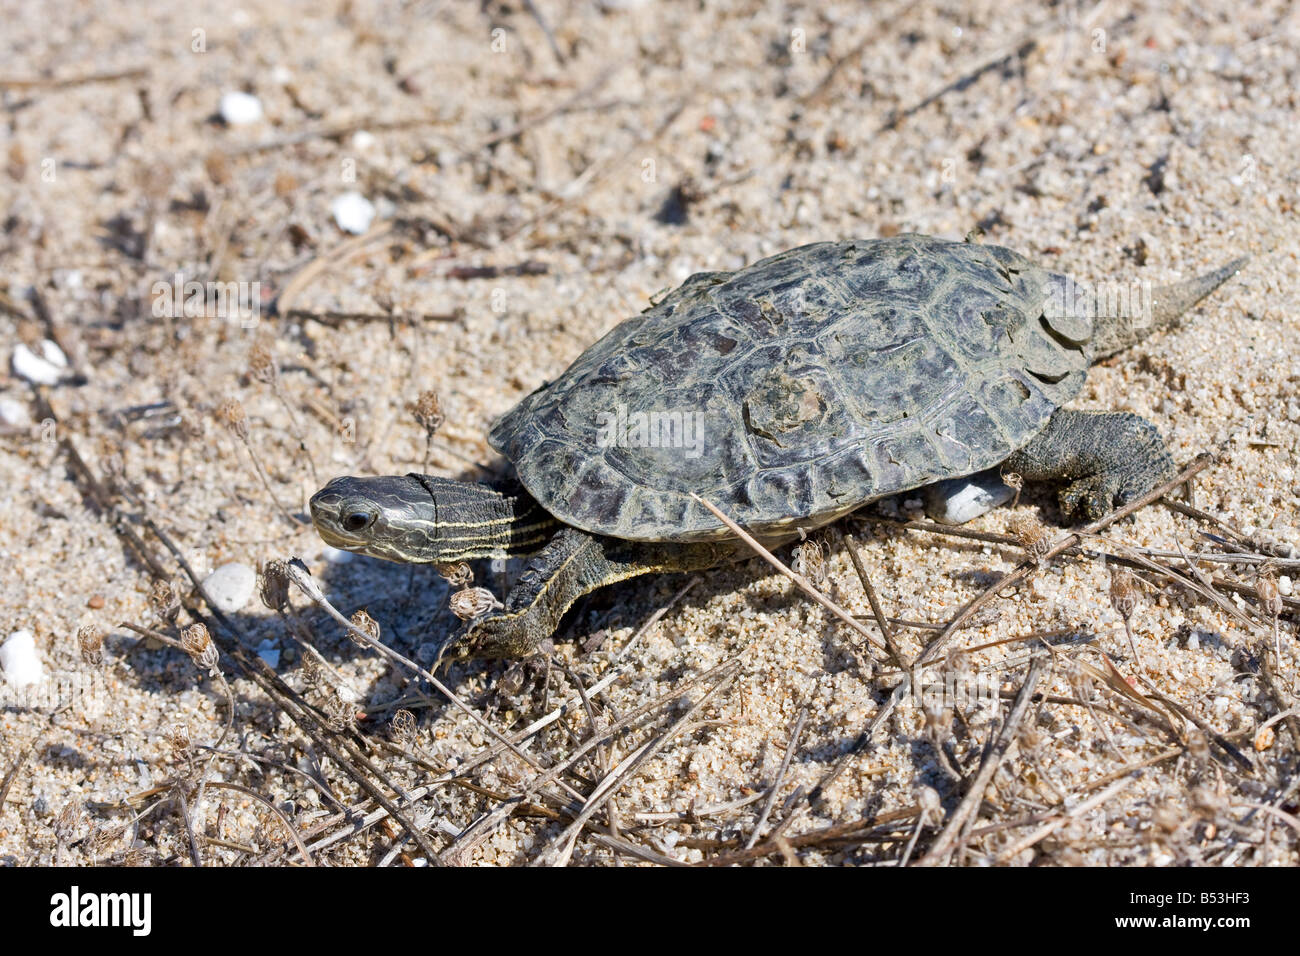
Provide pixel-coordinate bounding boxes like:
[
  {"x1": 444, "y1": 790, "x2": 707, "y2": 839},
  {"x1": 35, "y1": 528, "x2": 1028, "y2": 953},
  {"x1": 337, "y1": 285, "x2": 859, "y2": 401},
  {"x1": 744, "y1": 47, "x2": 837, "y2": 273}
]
[{"x1": 0, "y1": 0, "x2": 1298, "y2": 866}]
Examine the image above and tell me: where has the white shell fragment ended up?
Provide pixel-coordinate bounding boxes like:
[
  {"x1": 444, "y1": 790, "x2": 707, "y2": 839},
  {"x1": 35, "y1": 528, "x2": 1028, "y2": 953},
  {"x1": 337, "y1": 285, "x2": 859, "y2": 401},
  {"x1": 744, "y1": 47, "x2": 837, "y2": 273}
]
[
  {"x1": 12, "y1": 340, "x2": 68, "y2": 385},
  {"x1": 924, "y1": 471, "x2": 1017, "y2": 525},
  {"x1": 1, "y1": 630, "x2": 43, "y2": 688},
  {"x1": 330, "y1": 191, "x2": 376, "y2": 234},
  {"x1": 219, "y1": 91, "x2": 264, "y2": 125},
  {"x1": 201, "y1": 562, "x2": 257, "y2": 614}
]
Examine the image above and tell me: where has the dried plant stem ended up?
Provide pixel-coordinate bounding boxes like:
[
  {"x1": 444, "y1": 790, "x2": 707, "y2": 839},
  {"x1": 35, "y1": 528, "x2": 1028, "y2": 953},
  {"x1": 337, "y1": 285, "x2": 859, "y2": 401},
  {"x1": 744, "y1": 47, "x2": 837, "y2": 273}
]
[
  {"x1": 843, "y1": 533, "x2": 908, "y2": 669},
  {"x1": 284, "y1": 559, "x2": 584, "y2": 803},
  {"x1": 746, "y1": 706, "x2": 809, "y2": 849},
  {"x1": 691, "y1": 494, "x2": 887, "y2": 652},
  {"x1": 993, "y1": 773, "x2": 1140, "y2": 863},
  {"x1": 918, "y1": 655, "x2": 1046, "y2": 866},
  {"x1": 205, "y1": 781, "x2": 314, "y2": 865},
  {"x1": 273, "y1": 385, "x2": 319, "y2": 485},
  {"x1": 535, "y1": 663, "x2": 741, "y2": 867},
  {"x1": 916, "y1": 454, "x2": 1214, "y2": 667},
  {"x1": 231, "y1": 429, "x2": 301, "y2": 526}
]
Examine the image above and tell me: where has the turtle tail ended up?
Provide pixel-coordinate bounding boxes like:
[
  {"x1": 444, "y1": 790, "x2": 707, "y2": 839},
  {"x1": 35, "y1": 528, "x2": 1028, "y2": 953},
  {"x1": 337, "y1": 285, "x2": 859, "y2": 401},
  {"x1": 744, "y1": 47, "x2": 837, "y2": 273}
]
[{"x1": 1091, "y1": 255, "x2": 1248, "y2": 359}]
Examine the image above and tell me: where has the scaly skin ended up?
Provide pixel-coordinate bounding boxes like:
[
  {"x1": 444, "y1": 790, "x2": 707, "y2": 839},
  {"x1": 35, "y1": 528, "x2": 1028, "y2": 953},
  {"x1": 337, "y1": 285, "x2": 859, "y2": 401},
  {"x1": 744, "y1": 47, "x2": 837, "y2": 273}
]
[{"x1": 1003, "y1": 409, "x2": 1175, "y2": 520}]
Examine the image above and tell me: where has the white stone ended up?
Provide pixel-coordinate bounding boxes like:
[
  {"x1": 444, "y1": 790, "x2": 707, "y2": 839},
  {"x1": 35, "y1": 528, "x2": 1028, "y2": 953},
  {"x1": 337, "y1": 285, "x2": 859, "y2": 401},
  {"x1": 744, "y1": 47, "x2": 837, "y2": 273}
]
[
  {"x1": 201, "y1": 562, "x2": 257, "y2": 613},
  {"x1": 12, "y1": 340, "x2": 67, "y2": 385},
  {"x1": 330, "y1": 191, "x2": 376, "y2": 234},
  {"x1": 350, "y1": 130, "x2": 376, "y2": 151},
  {"x1": 219, "y1": 91, "x2": 264, "y2": 126},
  {"x1": 1279, "y1": 575, "x2": 1293, "y2": 596},
  {"x1": 270, "y1": 65, "x2": 294, "y2": 85},
  {"x1": 0, "y1": 396, "x2": 30, "y2": 426},
  {"x1": 924, "y1": 472, "x2": 1016, "y2": 524},
  {"x1": 1, "y1": 630, "x2": 42, "y2": 688},
  {"x1": 256, "y1": 639, "x2": 281, "y2": 669}
]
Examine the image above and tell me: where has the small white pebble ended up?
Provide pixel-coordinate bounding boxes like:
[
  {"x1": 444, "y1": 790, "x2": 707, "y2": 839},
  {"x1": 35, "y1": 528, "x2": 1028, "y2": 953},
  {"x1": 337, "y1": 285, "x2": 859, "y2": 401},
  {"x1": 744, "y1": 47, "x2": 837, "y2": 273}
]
[
  {"x1": 256, "y1": 639, "x2": 281, "y2": 669},
  {"x1": 201, "y1": 562, "x2": 257, "y2": 613},
  {"x1": 219, "y1": 91, "x2": 264, "y2": 126},
  {"x1": 1, "y1": 630, "x2": 43, "y2": 688},
  {"x1": 350, "y1": 130, "x2": 376, "y2": 151},
  {"x1": 1187, "y1": 633, "x2": 1200, "y2": 650},
  {"x1": 1279, "y1": 575, "x2": 1293, "y2": 596},
  {"x1": 330, "y1": 191, "x2": 377, "y2": 234},
  {"x1": 0, "y1": 396, "x2": 30, "y2": 426},
  {"x1": 270, "y1": 65, "x2": 294, "y2": 85},
  {"x1": 12, "y1": 340, "x2": 68, "y2": 385}
]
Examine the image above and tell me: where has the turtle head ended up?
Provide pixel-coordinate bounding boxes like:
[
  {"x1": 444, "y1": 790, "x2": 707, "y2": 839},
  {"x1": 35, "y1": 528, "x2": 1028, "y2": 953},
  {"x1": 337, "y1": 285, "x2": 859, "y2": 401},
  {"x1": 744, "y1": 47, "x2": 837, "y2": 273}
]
[{"x1": 309, "y1": 474, "x2": 554, "y2": 564}]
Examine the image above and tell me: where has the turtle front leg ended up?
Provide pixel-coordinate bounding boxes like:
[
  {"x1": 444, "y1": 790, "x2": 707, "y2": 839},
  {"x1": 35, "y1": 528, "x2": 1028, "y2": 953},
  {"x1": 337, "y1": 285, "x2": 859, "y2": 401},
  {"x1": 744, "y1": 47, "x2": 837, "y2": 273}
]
[
  {"x1": 451, "y1": 527, "x2": 730, "y2": 659},
  {"x1": 1004, "y1": 409, "x2": 1175, "y2": 521}
]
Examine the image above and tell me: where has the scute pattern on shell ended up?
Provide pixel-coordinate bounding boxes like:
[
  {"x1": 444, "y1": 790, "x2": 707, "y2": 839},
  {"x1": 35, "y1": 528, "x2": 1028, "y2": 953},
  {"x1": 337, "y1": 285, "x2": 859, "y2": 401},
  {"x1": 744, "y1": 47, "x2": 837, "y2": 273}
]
[{"x1": 490, "y1": 235, "x2": 1093, "y2": 542}]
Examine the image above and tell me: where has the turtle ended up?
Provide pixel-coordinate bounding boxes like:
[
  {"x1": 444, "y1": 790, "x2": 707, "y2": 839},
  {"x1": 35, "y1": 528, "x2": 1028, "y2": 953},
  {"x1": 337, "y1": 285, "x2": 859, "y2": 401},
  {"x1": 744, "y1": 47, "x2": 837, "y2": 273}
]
[{"x1": 310, "y1": 234, "x2": 1245, "y2": 659}]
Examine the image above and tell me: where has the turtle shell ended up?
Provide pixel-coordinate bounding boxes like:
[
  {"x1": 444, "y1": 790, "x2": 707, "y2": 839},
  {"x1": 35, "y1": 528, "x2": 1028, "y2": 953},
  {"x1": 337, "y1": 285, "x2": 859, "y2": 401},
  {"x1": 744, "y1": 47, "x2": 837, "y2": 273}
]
[{"x1": 489, "y1": 234, "x2": 1093, "y2": 542}]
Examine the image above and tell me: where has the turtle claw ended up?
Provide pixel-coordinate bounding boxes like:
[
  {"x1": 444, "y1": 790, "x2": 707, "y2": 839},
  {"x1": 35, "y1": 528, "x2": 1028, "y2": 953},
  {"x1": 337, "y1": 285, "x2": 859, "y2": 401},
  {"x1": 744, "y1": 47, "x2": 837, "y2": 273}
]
[
  {"x1": 1058, "y1": 474, "x2": 1122, "y2": 522},
  {"x1": 1058, "y1": 468, "x2": 1156, "y2": 522},
  {"x1": 457, "y1": 611, "x2": 539, "y2": 660}
]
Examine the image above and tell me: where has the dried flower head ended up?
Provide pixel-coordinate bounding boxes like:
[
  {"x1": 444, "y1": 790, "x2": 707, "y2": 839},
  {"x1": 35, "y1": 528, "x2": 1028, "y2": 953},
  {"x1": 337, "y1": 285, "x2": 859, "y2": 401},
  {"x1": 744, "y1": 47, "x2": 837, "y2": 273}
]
[
  {"x1": 53, "y1": 801, "x2": 83, "y2": 842},
  {"x1": 792, "y1": 537, "x2": 827, "y2": 585},
  {"x1": 1009, "y1": 514, "x2": 1051, "y2": 562},
  {"x1": 167, "y1": 723, "x2": 192, "y2": 760},
  {"x1": 1000, "y1": 469, "x2": 1024, "y2": 505},
  {"x1": 326, "y1": 691, "x2": 358, "y2": 733},
  {"x1": 87, "y1": 824, "x2": 127, "y2": 859},
  {"x1": 1109, "y1": 567, "x2": 1139, "y2": 620},
  {"x1": 96, "y1": 437, "x2": 125, "y2": 481},
  {"x1": 77, "y1": 624, "x2": 104, "y2": 668},
  {"x1": 1248, "y1": 532, "x2": 1296, "y2": 559},
  {"x1": 390, "y1": 709, "x2": 417, "y2": 746},
  {"x1": 300, "y1": 651, "x2": 323, "y2": 688},
  {"x1": 148, "y1": 579, "x2": 180, "y2": 623},
  {"x1": 915, "y1": 785, "x2": 942, "y2": 816},
  {"x1": 348, "y1": 609, "x2": 380, "y2": 647},
  {"x1": 437, "y1": 562, "x2": 473, "y2": 588},
  {"x1": 449, "y1": 586, "x2": 502, "y2": 621},
  {"x1": 248, "y1": 342, "x2": 278, "y2": 385},
  {"x1": 1256, "y1": 567, "x2": 1282, "y2": 619},
  {"x1": 409, "y1": 390, "x2": 444, "y2": 435},
  {"x1": 218, "y1": 397, "x2": 249, "y2": 439},
  {"x1": 181, "y1": 623, "x2": 219, "y2": 672},
  {"x1": 260, "y1": 559, "x2": 290, "y2": 612}
]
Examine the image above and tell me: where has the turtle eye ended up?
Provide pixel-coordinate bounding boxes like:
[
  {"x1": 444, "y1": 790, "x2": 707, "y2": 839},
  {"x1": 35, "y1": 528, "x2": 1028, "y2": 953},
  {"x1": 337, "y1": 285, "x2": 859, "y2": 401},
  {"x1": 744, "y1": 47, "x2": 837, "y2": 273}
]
[{"x1": 342, "y1": 511, "x2": 374, "y2": 533}]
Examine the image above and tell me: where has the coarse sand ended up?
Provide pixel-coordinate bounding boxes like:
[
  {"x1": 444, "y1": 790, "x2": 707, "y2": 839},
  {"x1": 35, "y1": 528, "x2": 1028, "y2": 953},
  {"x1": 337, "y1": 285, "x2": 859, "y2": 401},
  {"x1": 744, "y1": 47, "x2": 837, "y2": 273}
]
[{"x1": 0, "y1": 0, "x2": 1298, "y2": 866}]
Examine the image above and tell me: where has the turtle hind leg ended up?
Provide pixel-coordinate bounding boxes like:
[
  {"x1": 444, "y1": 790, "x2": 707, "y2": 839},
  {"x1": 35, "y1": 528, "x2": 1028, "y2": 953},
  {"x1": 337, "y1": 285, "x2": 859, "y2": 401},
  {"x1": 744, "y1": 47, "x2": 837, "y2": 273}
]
[
  {"x1": 453, "y1": 527, "x2": 730, "y2": 659},
  {"x1": 1004, "y1": 409, "x2": 1175, "y2": 522}
]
